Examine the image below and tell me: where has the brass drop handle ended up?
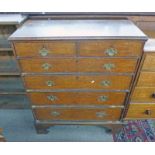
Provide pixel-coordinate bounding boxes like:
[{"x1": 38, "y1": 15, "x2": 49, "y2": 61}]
[
  {"x1": 39, "y1": 47, "x2": 49, "y2": 56},
  {"x1": 42, "y1": 63, "x2": 52, "y2": 70},
  {"x1": 103, "y1": 63, "x2": 115, "y2": 71},
  {"x1": 101, "y1": 80, "x2": 111, "y2": 87},
  {"x1": 145, "y1": 109, "x2": 152, "y2": 115},
  {"x1": 152, "y1": 93, "x2": 155, "y2": 98},
  {"x1": 96, "y1": 112, "x2": 107, "y2": 118},
  {"x1": 51, "y1": 111, "x2": 60, "y2": 117},
  {"x1": 105, "y1": 48, "x2": 117, "y2": 56},
  {"x1": 47, "y1": 95, "x2": 57, "y2": 101},
  {"x1": 98, "y1": 95, "x2": 108, "y2": 102},
  {"x1": 46, "y1": 81, "x2": 55, "y2": 87}
]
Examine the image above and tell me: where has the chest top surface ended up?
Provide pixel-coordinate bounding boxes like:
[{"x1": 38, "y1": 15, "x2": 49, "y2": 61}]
[
  {"x1": 9, "y1": 19, "x2": 147, "y2": 40},
  {"x1": 0, "y1": 14, "x2": 27, "y2": 25},
  {"x1": 144, "y1": 39, "x2": 155, "y2": 52}
]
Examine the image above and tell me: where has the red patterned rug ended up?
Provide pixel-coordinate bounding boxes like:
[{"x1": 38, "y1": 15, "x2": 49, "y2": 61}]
[{"x1": 113, "y1": 120, "x2": 155, "y2": 142}]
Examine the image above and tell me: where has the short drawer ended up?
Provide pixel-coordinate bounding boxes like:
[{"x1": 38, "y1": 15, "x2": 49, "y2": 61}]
[
  {"x1": 142, "y1": 53, "x2": 155, "y2": 71},
  {"x1": 19, "y1": 58, "x2": 137, "y2": 73},
  {"x1": 33, "y1": 107, "x2": 122, "y2": 121},
  {"x1": 24, "y1": 75, "x2": 132, "y2": 90},
  {"x1": 131, "y1": 87, "x2": 155, "y2": 103},
  {"x1": 79, "y1": 40, "x2": 143, "y2": 57},
  {"x1": 14, "y1": 41, "x2": 76, "y2": 57},
  {"x1": 137, "y1": 72, "x2": 155, "y2": 87},
  {"x1": 19, "y1": 58, "x2": 77, "y2": 73},
  {"x1": 126, "y1": 104, "x2": 155, "y2": 119},
  {"x1": 28, "y1": 92, "x2": 126, "y2": 106}
]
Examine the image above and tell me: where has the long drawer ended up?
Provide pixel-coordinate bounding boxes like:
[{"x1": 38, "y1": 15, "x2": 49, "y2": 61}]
[
  {"x1": 33, "y1": 107, "x2": 122, "y2": 121},
  {"x1": 19, "y1": 58, "x2": 137, "y2": 73},
  {"x1": 131, "y1": 87, "x2": 155, "y2": 103},
  {"x1": 14, "y1": 41, "x2": 76, "y2": 57},
  {"x1": 14, "y1": 40, "x2": 143, "y2": 57},
  {"x1": 28, "y1": 92, "x2": 126, "y2": 106},
  {"x1": 126, "y1": 104, "x2": 155, "y2": 119},
  {"x1": 79, "y1": 40, "x2": 143, "y2": 57},
  {"x1": 24, "y1": 75, "x2": 132, "y2": 90}
]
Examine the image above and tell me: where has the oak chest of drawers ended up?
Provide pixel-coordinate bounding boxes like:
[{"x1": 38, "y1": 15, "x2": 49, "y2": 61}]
[
  {"x1": 9, "y1": 19, "x2": 147, "y2": 133},
  {"x1": 126, "y1": 39, "x2": 155, "y2": 119}
]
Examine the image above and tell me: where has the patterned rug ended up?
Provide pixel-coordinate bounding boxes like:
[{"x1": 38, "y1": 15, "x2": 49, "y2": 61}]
[{"x1": 113, "y1": 120, "x2": 155, "y2": 142}]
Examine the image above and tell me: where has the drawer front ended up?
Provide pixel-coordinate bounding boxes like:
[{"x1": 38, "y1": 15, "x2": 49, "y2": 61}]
[
  {"x1": 19, "y1": 59, "x2": 77, "y2": 73},
  {"x1": 34, "y1": 107, "x2": 122, "y2": 121},
  {"x1": 137, "y1": 72, "x2": 155, "y2": 87},
  {"x1": 14, "y1": 41, "x2": 76, "y2": 57},
  {"x1": 142, "y1": 54, "x2": 155, "y2": 71},
  {"x1": 24, "y1": 75, "x2": 132, "y2": 90},
  {"x1": 19, "y1": 58, "x2": 137, "y2": 73},
  {"x1": 126, "y1": 104, "x2": 155, "y2": 119},
  {"x1": 28, "y1": 92, "x2": 126, "y2": 106},
  {"x1": 79, "y1": 40, "x2": 143, "y2": 57},
  {"x1": 131, "y1": 87, "x2": 155, "y2": 103},
  {"x1": 78, "y1": 58, "x2": 137, "y2": 73}
]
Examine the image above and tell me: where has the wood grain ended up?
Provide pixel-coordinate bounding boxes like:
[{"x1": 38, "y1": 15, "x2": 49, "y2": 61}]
[
  {"x1": 78, "y1": 58, "x2": 137, "y2": 73},
  {"x1": 19, "y1": 58, "x2": 137, "y2": 73},
  {"x1": 24, "y1": 75, "x2": 132, "y2": 90},
  {"x1": 137, "y1": 72, "x2": 155, "y2": 87},
  {"x1": 19, "y1": 58, "x2": 77, "y2": 73},
  {"x1": 142, "y1": 54, "x2": 155, "y2": 71},
  {"x1": 79, "y1": 40, "x2": 143, "y2": 57},
  {"x1": 14, "y1": 41, "x2": 76, "y2": 57},
  {"x1": 33, "y1": 107, "x2": 122, "y2": 121},
  {"x1": 125, "y1": 103, "x2": 155, "y2": 119},
  {"x1": 131, "y1": 87, "x2": 155, "y2": 102},
  {"x1": 28, "y1": 91, "x2": 126, "y2": 105}
]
